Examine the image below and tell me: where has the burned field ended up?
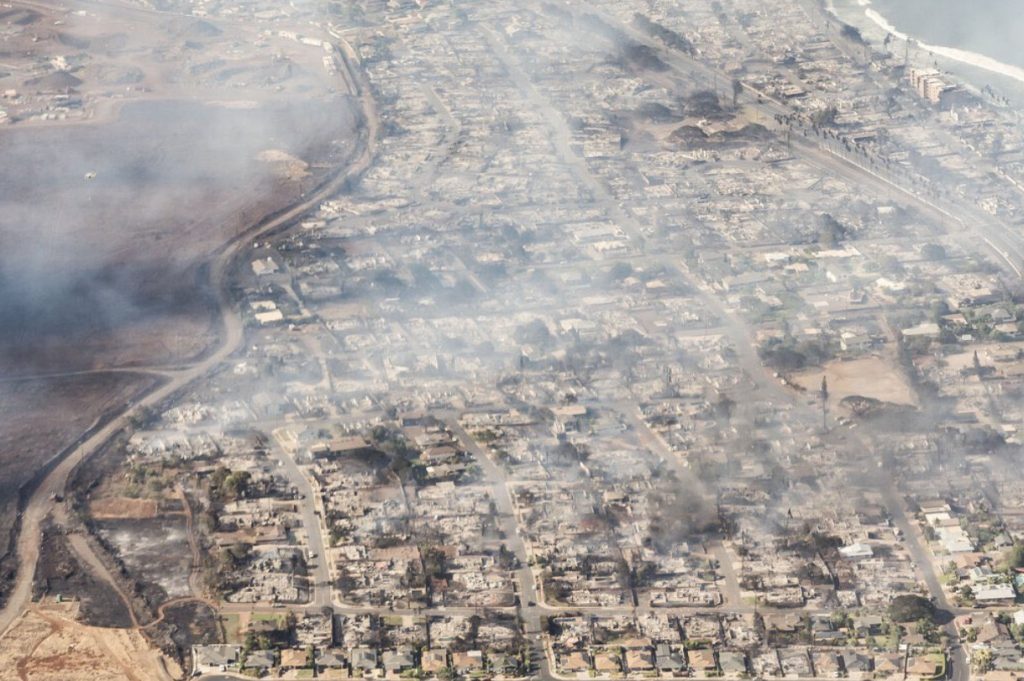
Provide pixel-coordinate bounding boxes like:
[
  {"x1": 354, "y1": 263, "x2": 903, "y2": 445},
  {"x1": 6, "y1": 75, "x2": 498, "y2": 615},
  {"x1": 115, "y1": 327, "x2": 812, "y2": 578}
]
[
  {"x1": 14, "y1": 430, "x2": 223, "y2": 666},
  {"x1": 148, "y1": 599, "x2": 222, "y2": 662},
  {"x1": 94, "y1": 516, "x2": 193, "y2": 602},
  {"x1": 0, "y1": 373, "x2": 156, "y2": 608},
  {"x1": 32, "y1": 522, "x2": 134, "y2": 629},
  {"x1": 0, "y1": 373, "x2": 156, "y2": 506},
  {"x1": 0, "y1": 95, "x2": 360, "y2": 373},
  {"x1": 49, "y1": 434, "x2": 226, "y2": 666},
  {"x1": 0, "y1": 0, "x2": 363, "y2": 374},
  {"x1": 67, "y1": 435, "x2": 196, "y2": 608}
]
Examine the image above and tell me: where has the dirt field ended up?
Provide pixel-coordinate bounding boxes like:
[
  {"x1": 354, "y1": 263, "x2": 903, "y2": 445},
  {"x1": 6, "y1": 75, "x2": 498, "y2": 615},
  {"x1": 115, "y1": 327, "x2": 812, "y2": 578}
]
[
  {"x1": 792, "y1": 356, "x2": 918, "y2": 407},
  {"x1": 0, "y1": 604, "x2": 181, "y2": 681},
  {"x1": 88, "y1": 498, "x2": 159, "y2": 521}
]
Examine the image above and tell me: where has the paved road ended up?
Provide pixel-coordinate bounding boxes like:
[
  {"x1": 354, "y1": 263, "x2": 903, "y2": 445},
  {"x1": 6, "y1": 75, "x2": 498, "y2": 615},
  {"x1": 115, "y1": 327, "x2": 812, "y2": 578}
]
[
  {"x1": 267, "y1": 437, "x2": 332, "y2": 609},
  {"x1": 884, "y1": 485, "x2": 969, "y2": 681},
  {"x1": 446, "y1": 419, "x2": 556, "y2": 680}
]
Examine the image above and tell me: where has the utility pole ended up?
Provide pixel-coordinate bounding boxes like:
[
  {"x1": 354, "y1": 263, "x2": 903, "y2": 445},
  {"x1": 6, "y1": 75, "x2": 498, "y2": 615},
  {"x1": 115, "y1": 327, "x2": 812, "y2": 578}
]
[{"x1": 820, "y1": 376, "x2": 829, "y2": 432}]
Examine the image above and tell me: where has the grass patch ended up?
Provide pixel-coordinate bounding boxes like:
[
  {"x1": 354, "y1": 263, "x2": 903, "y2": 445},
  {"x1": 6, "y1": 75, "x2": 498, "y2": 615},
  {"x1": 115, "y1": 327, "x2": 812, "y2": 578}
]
[
  {"x1": 251, "y1": 612, "x2": 289, "y2": 628},
  {"x1": 221, "y1": 613, "x2": 242, "y2": 643}
]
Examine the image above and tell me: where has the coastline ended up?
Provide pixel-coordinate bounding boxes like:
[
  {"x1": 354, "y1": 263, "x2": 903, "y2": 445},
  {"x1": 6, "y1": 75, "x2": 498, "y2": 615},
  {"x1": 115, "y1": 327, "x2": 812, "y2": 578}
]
[{"x1": 827, "y1": 0, "x2": 1024, "y2": 105}]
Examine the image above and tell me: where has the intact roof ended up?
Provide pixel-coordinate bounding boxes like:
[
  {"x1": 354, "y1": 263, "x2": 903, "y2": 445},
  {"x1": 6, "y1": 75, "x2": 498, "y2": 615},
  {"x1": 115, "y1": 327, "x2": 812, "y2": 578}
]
[
  {"x1": 195, "y1": 645, "x2": 241, "y2": 667},
  {"x1": 351, "y1": 646, "x2": 378, "y2": 669},
  {"x1": 316, "y1": 650, "x2": 348, "y2": 668},
  {"x1": 382, "y1": 648, "x2": 416, "y2": 670},
  {"x1": 245, "y1": 650, "x2": 276, "y2": 669}
]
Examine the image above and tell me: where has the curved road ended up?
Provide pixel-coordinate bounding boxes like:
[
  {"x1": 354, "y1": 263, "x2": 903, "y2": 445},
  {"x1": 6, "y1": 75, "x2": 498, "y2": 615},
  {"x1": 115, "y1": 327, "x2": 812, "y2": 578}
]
[{"x1": 0, "y1": 29, "x2": 378, "y2": 640}]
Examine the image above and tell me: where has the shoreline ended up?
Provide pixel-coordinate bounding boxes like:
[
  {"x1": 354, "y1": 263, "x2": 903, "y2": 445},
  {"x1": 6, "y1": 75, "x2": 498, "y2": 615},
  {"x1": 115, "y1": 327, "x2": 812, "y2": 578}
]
[
  {"x1": 862, "y1": 6, "x2": 1024, "y2": 87},
  {"x1": 827, "y1": 0, "x2": 1024, "y2": 104}
]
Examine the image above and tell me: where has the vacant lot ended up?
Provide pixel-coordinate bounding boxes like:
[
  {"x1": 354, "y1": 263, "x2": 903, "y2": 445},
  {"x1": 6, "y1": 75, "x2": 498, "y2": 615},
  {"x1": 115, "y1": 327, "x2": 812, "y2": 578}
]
[
  {"x1": 96, "y1": 517, "x2": 192, "y2": 601},
  {"x1": 0, "y1": 604, "x2": 180, "y2": 681},
  {"x1": 89, "y1": 497, "x2": 159, "y2": 520},
  {"x1": 792, "y1": 357, "x2": 918, "y2": 407}
]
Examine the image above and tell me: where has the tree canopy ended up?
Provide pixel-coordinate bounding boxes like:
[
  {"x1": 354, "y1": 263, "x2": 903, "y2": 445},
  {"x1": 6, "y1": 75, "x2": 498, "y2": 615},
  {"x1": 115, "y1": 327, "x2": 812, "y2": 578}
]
[
  {"x1": 1001, "y1": 543, "x2": 1024, "y2": 571},
  {"x1": 888, "y1": 594, "x2": 936, "y2": 623}
]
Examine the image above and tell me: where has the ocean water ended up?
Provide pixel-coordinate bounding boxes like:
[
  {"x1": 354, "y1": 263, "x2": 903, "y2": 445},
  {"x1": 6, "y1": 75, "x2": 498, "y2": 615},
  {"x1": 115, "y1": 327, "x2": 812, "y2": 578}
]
[{"x1": 866, "y1": 0, "x2": 1024, "y2": 70}]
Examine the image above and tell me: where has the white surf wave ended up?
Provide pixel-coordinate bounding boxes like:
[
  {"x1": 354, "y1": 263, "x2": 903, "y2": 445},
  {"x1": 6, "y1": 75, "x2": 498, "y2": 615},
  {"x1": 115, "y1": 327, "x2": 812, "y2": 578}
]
[{"x1": 864, "y1": 7, "x2": 1024, "y2": 86}]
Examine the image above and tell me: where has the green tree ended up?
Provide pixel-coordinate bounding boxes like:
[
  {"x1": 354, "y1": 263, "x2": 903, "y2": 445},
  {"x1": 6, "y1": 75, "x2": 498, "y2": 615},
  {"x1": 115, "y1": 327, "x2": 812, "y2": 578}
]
[
  {"x1": 973, "y1": 648, "x2": 994, "y2": 674},
  {"x1": 888, "y1": 594, "x2": 935, "y2": 623},
  {"x1": 818, "y1": 213, "x2": 847, "y2": 247},
  {"x1": 223, "y1": 470, "x2": 252, "y2": 500},
  {"x1": 1001, "y1": 542, "x2": 1024, "y2": 571},
  {"x1": 812, "y1": 105, "x2": 839, "y2": 127},
  {"x1": 931, "y1": 300, "x2": 951, "y2": 323},
  {"x1": 916, "y1": 618, "x2": 938, "y2": 643},
  {"x1": 607, "y1": 261, "x2": 634, "y2": 282},
  {"x1": 840, "y1": 23, "x2": 866, "y2": 44}
]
